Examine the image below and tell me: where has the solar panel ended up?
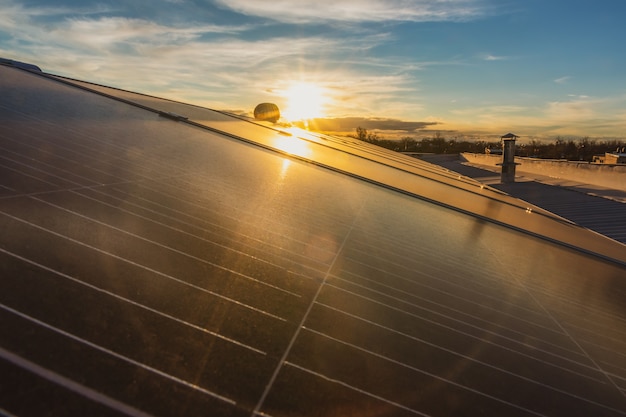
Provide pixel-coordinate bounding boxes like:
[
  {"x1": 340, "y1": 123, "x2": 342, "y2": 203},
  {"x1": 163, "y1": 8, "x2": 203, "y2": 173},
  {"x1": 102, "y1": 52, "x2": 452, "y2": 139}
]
[{"x1": 1, "y1": 64, "x2": 625, "y2": 416}]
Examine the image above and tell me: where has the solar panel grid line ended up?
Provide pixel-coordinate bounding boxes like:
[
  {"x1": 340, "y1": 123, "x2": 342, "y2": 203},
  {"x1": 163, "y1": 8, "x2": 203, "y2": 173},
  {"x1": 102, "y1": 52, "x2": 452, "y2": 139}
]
[
  {"x1": 333, "y1": 268, "x2": 572, "y2": 342},
  {"x1": 338, "y1": 261, "x2": 626, "y2": 350},
  {"x1": 520, "y1": 283, "x2": 626, "y2": 331},
  {"x1": 91, "y1": 153, "x2": 358, "y2": 247},
  {"x1": 596, "y1": 350, "x2": 626, "y2": 368},
  {"x1": 0, "y1": 210, "x2": 288, "y2": 323},
  {"x1": 0, "y1": 154, "x2": 81, "y2": 189},
  {"x1": 291, "y1": 329, "x2": 550, "y2": 417},
  {"x1": 563, "y1": 315, "x2": 626, "y2": 345},
  {"x1": 343, "y1": 233, "x2": 486, "y2": 277},
  {"x1": 100, "y1": 182, "x2": 340, "y2": 274},
  {"x1": 0, "y1": 223, "x2": 292, "y2": 360},
  {"x1": 327, "y1": 273, "x2": 584, "y2": 356},
  {"x1": 326, "y1": 272, "x2": 575, "y2": 353},
  {"x1": 0, "y1": 145, "x2": 112, "y2": 187},
  {"x1": 518, "y1": 289, "x2": 626, "y2": 401},
  {"x1": 542, "y1": 299, "x2": 626, "y2": 345},
  {"x1": 326, "y1": 277, "x2": 559, "y2": 342},
  {"x1": 489, "y1": 249, "x2": 626, "y2": 400},
  {"x1": 330, "y1": 292, "x2": 573, "y2": 360},
  {"x1": 483, "y1": 261, "x2": 625, "y2": 316},
  {"x1": 252, "y1": 206, "x2": 364, "y2": 416},
  {"x1": 0, "y1": 128, "x2": 184, "y2": 191},
  {"x1": 30, "y1": 195, "x2": 304, "y2": 299},
  {"x1": 317, "y1": 283, "x2": 608, "y2": 382},
  {"x1": 0, "y1": 247, "x2": 267, "y2": 356},
  {"x1": 0, "y1": 127, "x2": 200, "y2": 192},
  {"x1": 558, "y1": 324, "x2": 626, "y2": 377},
  {"x1": 1, "y1": 123, "x2": 190, "y2": 193},
  {"x1": 605, "y1": 370, "x2": 626, "y2": 392},
  {"x1": 347, "y1": 232, "x2": 573, "y2": 302},
  {"x1": 0, "y1": 242, "x2": 286, "y2": 411},
  {"x1": 282, "y1": 361, "x2": 433, "y2": 417},
  {"x1": 66, "y1": 187, "x2": 328, "y2": 285},
  {"x1": 0, "y1": 304, "x2": 238, "y2": 407},
  {"x1": 344, "y1": 230, "x2": 490, "y2": 272},
  {"x1": 0, "y1": 163, "x2": 60, "y2": 190},
  {"x1": 0, "y1": 117, "x2": 193, "y2": 184},
  {"x1": 264, "y1": 362, "x2": 442, "y2": 417},
  {"x1": 0, "y1": 181, "x2": 168, "y2": 203},
  {"x1": 297, "y1": 326, "x2": 626, "y2": 416},
  {"x1": 339, "y1": 256, "x2": 547, "y2": 324},
  {"x1": 0, "y1": 315, "x2": 247, "y2": 417},
  {"x1": 337, "y1": 248, "x2": 526, "y2": 301},
  {"x1": 127, "y1": 175, "x2": 359, "y2": 247},
  {"x1": 566, "y1": 331, "x2": 626, "y2": 376},
  {"x1": 343, "y1": 222, "x2": 556, "y2": 286},
  {"x1": 0, "y1": 143, "x2": 140, "y2": 192},
  {"x1": 70, "y1": 185, "x2": 332, "y2": 280},
  {"x1": 614, "y1": 374, "x2": 626, "y2": 390},
  {"x1": 344, "y1": 225, "x2": 624, "y2": 305},
  {"x1": 336, "y1": 256, "x2": 561, "y2": 333},
  {"x1": 337, "y1": 240, "x2": 561, "y2": 321},
  {"x1": 124, "y1": 161, "x2": 363, "y2": 239},
  {"x1": 309, "y1": 302, "x2": 610, "y2": 392},
  {"x1": 0, "y1": 347, "x2": 156, "y2": 417},
  {"x1": 611, "y1": 374, "x2": 626, "y2": 390},
  {"x1": 17, "y1": 184, "x2": 320, "y2": 304}
]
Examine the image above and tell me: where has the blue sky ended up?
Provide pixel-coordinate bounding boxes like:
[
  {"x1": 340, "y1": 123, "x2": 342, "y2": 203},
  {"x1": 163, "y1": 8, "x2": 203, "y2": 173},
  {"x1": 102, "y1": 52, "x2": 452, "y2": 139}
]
[{"x1": 2, "y1": 0, "x2": 625, "y2": 141}]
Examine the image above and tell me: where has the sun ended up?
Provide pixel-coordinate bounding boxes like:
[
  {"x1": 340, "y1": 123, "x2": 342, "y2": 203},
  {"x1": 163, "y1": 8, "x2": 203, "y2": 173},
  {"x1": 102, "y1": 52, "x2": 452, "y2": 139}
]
[{"x1": 282, "y1": 82, "x2": 327, "y2": 122}]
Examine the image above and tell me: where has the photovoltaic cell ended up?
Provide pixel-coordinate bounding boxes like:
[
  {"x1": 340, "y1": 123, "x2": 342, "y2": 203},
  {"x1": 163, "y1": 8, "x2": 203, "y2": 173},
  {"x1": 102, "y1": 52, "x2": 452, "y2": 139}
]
[{"x1": 1, "y1": 64, "x2": 625, "y2": 416}]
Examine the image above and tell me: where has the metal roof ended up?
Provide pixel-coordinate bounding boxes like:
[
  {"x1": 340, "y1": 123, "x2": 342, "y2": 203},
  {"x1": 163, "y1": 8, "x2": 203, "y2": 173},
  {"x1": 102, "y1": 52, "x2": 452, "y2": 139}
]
[
  {"x1": 430, "y1": 158, "x2": 626, "y2": 245},
  {"x1": 1, "y1": 63, "x2": 626, "y2": 416}
]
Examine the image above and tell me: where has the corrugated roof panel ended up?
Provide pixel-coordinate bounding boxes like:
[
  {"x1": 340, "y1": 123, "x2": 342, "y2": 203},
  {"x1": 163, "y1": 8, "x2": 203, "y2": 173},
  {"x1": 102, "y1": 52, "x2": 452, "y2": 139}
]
[{"x1": 1, "y1": 65, "x2": 626, "y2": 416}]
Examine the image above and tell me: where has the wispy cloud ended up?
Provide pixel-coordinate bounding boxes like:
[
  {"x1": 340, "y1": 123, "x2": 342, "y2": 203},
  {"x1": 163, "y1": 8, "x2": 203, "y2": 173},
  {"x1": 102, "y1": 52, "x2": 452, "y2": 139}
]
[
  {"x1": 304, "y1": 117, "x2": 437, "y2": 133},
  {"x1": 213, "y1": 0, "x2": 491, "y2": 23},
  {"x1": 2, "y1": 0, "x2": 623, "y2": 139},
  {"x1": 445, "y1": 95, "x2": 626, "y2": 138},
  {"x1": 482, "y1": 54, "x2": 509, "y2": 61},
  {"x1": 545, "y1": 97, "x2": 596, "y2": 121},
  {"x1": 0, "y1": 0, "x2": 425, "y2": 115},
  {"x1": 554, "y1": 76, "x2": 571, "y2": 84}
]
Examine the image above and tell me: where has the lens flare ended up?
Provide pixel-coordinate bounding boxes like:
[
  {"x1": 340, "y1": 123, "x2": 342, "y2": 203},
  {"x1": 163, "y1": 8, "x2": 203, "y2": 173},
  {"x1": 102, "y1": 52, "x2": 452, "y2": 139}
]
[{"x1": 282, "y1": 82, "x2": 327, "y2": 122}]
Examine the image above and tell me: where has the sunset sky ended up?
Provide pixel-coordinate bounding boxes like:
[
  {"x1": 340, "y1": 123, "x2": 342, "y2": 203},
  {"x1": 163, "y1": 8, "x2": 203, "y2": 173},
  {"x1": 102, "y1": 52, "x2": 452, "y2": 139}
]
[{"x1": 2, "y1": 0, "x2": 625, "y2": 141}]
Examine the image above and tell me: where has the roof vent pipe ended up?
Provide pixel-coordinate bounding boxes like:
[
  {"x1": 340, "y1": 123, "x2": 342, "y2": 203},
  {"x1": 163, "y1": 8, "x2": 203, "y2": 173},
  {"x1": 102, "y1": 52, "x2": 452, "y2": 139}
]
[{"x1": 498, "y1": 133, "x2": 520, "y2": 183}]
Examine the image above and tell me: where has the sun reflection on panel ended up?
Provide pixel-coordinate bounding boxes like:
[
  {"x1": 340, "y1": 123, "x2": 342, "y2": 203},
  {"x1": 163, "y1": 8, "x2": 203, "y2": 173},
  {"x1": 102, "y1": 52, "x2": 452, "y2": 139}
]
[{"x1": 273, "y1": 135, "x2": 313, "y2": 159}]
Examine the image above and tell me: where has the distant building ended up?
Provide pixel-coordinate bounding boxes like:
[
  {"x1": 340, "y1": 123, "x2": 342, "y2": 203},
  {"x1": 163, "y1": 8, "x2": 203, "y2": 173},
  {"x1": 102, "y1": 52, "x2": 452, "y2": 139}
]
[{"x1": 593, "y1": 152, "x2": 626, "y2": 164}]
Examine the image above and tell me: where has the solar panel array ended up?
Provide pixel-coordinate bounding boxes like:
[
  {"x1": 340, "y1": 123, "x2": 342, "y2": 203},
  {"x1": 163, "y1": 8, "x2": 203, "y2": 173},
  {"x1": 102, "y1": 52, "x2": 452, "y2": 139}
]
[{"x1": 1, "y1": 65, "x2": 626, "y2": 416}]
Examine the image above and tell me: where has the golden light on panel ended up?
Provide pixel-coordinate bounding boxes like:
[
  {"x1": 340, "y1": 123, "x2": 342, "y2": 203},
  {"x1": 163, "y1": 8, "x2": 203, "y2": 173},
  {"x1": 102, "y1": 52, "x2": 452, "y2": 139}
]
[{"x1": 273, "y1": 134, "x2": 313, "y2": 159}]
